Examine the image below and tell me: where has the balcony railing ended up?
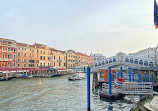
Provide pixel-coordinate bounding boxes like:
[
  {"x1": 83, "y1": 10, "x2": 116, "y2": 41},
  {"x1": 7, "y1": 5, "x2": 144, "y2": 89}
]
[
  {"x1": 57, "y1": 59, "x2": 62, "y2": 62},
  {"x1": 0, "y1": 58, "x2": 11, "y2": 61}
]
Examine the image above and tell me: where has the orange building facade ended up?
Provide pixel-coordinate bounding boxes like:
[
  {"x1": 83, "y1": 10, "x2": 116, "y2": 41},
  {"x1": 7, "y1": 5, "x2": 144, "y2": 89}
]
[
  {"x1": 0, "y1": 38, "x2": 94, "y2": 69},
  {"x1": 0, "y1": 38, "x2": 17, "y2": 68}
]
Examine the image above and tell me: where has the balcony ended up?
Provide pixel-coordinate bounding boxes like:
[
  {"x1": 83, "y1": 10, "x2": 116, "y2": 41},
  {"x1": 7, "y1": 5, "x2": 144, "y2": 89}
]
[
  {"x1": 0, "y1": 58, "x2": 11, "y2": 61},
  {"x1": 57, "y1": 59, "x2": 62, "y2": 62}
]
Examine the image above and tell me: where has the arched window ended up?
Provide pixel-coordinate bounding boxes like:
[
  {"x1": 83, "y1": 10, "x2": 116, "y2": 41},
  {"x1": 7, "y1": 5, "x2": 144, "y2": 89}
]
[
  {"x1": 149, "y1": 62, "x2": 154, "y2": 66},
  {"x1": 95, "y1": 63, "x2": 97, "y2": 67},
  {"x1": 130, "y1": 58, "x2": 133, "y2": 63},
  {"x1": 125, "y1": 58, "x2": 129, "y2": 62},
  {"x1": 144, "y1": 61, "x2": 148, "y2": 66},
  {"x1": 102, "y1": 61, "x2": 105, "y2": 65},
  {"x1": 109, "y1": 59, "x2": 112, "y2": 63},
  {"x1": 98, "y1": 62, "x2": 101, "y2": 66},
  {"x1": 113, "y1": 58, "x2": 116, "y2": 62},
  {"x1": 134, "y1": 59, "x2": 138, "y2": 64},
  {"x1": 139, "y1": 60, "x2": 143, "y2": 65},
  {"x1": 106, "y1": 60, "x2": 108, "y2": 64}
]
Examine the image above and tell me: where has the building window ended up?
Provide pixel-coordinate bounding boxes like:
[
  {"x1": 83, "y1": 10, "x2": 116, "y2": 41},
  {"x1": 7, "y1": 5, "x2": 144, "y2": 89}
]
[
  {"x1": 24, "y1": 53, "x2": 26, "y2": 57},
  {"x1": 24, "y1": 59, "x2": 26, "y2": 62},
  {"x1": 30, "y1": 54, "x2": 31, "y2": 57},
  {"x1": 13, "y1": 49, "x2": 16, "y2": 52},
  {"x1": 37, "y1": 64, "x2": 38, "y2": 67},
  {"x1": 7, "y1": 48, "x2": 10, "y2": 51},
  {"x1": 43, "y1": 51, "x2": 45, "y2": 54},
  {"x1": 18, "y1": 47, "x2": 20, "y2": 50},
  {"x1": 2, "y1": 53, "x2": 5, "y2": 59},
  {"x1": 7, "y1": 54, "x2": 10, "y2": 59},
  {"x1": 18, "y1": 64, "x2": 20, "y2": 67},
  {"x1": 98, "y1": 62, "x2": 101, "y2": 66},
  {"x1": 59, "y1": 63, "x2": 60, "y2": 67},
  {"x1": 32, "y1": 54, "x2": 34, "y2": 57},
  {"x1": 40, "y1": 56, "x2": 42, "y2": 60},
  {"x1": 7, "y1": 62, "x2": 10, "y2": 67},
  {"x1": 40, "y1": 50, "x2": 42, "y2": 54},
  {"x1": 2, "y1": 47, "x2": 5, "y2": 51},
  {"x1": 18, "y1": 52, "x2": 20, "y2": 56},
  {"x1": 13, "y1": 63, "x2": 16, "y2": 67},
  {"x1": 24, "y1": 64, "x2": 26, "y2": 67},
  {"x1": 14, "y1": 55, "x2": 16, "y2": 59},
  {"x1": 18, "y1": 59, "x2": 20, "y2": 62},
  {"x1": 54, "y1": 56, "x2": 55, "y2": 60},
  {"x1": 37, "y1": 50, "x2": 38, "y2": 53},
  {"x1": 2, "y1": 62, "x2": 5, "y2": 67}
]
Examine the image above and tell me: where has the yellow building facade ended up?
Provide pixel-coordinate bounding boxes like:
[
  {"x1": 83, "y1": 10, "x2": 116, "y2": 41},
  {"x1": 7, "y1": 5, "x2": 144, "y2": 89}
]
[{"x1": 50, "y1": 48, "x2": 66, "y2": 69}]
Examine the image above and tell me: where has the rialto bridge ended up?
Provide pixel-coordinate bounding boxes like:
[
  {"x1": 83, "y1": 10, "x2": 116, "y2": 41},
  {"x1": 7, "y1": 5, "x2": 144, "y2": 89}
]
[{"x1": 92, "y1": 52, "x2": 156, "y2": 72}]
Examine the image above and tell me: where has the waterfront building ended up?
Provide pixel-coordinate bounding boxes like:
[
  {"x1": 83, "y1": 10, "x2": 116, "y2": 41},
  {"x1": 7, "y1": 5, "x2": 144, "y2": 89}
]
[
  {"x1": 27, "y1": 44, "x2": 39, "y2": 68},
  {"x1": 76, "y1": 52, "x2": 94, "y2": 68},
  {"x1": 0, "y1": 38, "x2": 94, "y2": 69},
  {"x1": 129, "y1": 47, "x2": 156, "y2": 59},
  {"x1": 50, "y1": 48, "x2": 66, "y2": 69},
  {"x1": 64, "y1": 50, "x2": 94, "y2": 69},
  {"x1": 64, "y1": 50, "x2": 76, "y2": 69},
  {"x1": 33, "y1": 43, "x2": 51, "y2": 68},
  {"x1": 0, "y1": 38, "x2": 17, "y2": 68},
  {"x1": 16, "y1": 43, "x2": 39, "y2": 68},
  {"x1": 16, "y1": 42, "x2": 28, "y2": 68}
]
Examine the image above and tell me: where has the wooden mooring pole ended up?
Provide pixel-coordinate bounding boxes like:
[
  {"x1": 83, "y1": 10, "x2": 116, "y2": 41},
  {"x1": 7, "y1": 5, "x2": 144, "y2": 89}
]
[{"x1": 92, "y1": 72, "x2": 98, "y2": 90}]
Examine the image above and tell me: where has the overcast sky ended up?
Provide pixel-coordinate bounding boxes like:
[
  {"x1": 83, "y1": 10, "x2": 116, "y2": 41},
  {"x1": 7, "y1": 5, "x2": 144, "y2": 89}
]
[{"x1": 0, "y1": 0, "x2": 158, "y2": 57}]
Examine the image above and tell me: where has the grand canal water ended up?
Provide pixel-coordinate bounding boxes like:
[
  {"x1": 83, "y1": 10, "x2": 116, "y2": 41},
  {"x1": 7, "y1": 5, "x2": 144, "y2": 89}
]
[{"x1": 0, "y1": 74, "x2": 135, "y2": 111}]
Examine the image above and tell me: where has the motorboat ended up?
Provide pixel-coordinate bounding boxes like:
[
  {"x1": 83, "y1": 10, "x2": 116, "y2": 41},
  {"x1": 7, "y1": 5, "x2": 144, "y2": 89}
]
[
  {"x1": 68, "y1": 74, "x2": 86, "y2": 81},
  {"x1": 51, "y1": 74, "x2": 63, "y2": 77},
  {"x1": 0, "y1": 76, "x2": 16, "y2": 81},
  {"x1": 17, "y1": 74, "x2": 32, "y2": 79}
]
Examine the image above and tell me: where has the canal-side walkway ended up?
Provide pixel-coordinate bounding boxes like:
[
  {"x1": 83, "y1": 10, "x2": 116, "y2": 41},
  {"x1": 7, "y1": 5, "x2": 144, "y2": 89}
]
[{"x1": 144, "y1": 96, "x2": 158, "y2": 111}]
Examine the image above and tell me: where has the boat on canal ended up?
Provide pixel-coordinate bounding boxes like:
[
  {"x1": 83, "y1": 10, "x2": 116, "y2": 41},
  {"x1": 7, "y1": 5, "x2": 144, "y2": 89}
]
[
  {"x1": 16, "y1": 74, "x2": 32, "y2": 79},
  {"x1": 68, "y1": 73, "x2": 86, "y2": 81},
  {"x1": 51, "y1": 74, "x2": 63, "y2": 77},
  {"x1": 0, "y1": 76, "x2": 16, "y2": 81}
]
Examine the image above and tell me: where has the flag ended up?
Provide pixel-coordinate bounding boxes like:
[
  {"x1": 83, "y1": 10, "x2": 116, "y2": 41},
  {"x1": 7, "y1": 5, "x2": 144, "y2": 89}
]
[{"x1": 154, "y1": 0, "x2": 158, "y2": 29}]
